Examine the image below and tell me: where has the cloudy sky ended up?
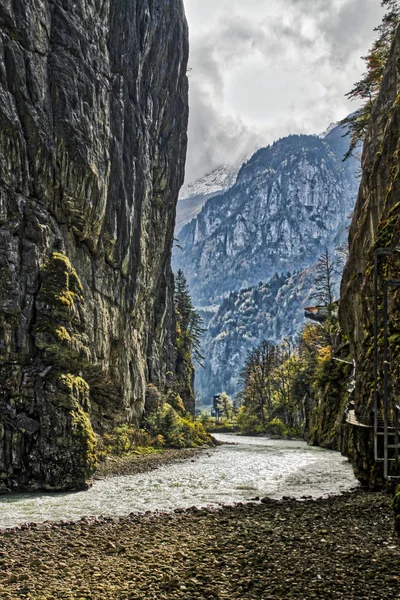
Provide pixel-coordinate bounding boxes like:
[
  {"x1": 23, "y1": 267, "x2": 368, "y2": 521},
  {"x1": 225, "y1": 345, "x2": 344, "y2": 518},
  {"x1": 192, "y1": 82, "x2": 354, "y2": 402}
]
[{"x1": 183, "y1": 0, "x2": 385, "y2": 183}]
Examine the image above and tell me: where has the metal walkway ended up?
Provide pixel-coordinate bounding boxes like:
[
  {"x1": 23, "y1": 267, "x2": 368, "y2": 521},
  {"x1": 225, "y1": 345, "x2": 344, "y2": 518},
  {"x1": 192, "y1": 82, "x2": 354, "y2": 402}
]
[
  {"x1": 373, "y1": 249, "x2": 400, "y2": 481},
  {"x1": 346, "y1": 408, "x2": 400, "y2": 479},
  {"x1": 346, "y1": 248, "x2": 400, "y2": 481},
  {"x1": 346, "y1": 409, "x2": 400, "y2": 478}
]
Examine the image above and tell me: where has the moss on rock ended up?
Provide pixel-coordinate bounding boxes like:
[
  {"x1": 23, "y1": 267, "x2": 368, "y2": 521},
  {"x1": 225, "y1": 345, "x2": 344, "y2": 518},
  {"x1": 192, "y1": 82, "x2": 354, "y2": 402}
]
[
  {"x1": 34, "y1": 252, "x2": 90, "y2": 367},
  {"x1": 70, "y1": 405, "x2": 97, "y2": 480},
  {"x1": 30, "y1": 254, "x2": 96, "y2": 489}
]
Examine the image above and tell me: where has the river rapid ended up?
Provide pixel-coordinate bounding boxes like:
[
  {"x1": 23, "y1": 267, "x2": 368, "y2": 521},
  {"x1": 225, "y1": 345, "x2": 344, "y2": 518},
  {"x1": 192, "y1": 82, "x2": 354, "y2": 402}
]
[{"x1": 0, "y1": 434, "x2": 358, "y2": 528}]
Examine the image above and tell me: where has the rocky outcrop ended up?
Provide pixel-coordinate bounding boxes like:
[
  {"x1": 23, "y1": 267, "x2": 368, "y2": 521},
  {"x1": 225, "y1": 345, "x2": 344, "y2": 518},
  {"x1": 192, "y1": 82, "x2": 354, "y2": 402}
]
[
  {"x1": 0, "y1": 0, "x2": 188, "y2": 492},
  {"x1": 174, "y1": 124, "x2": 359, "y2": 305},
  {"x1": 340, "y1": 25, "x2": 400, "y2": 484}
]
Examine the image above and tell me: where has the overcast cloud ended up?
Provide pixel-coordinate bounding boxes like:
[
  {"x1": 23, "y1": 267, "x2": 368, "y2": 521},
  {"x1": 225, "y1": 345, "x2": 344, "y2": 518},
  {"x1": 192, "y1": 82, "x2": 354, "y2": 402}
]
[{"x1": 183, "y1": 0, "x2": 385, "y2": 182}]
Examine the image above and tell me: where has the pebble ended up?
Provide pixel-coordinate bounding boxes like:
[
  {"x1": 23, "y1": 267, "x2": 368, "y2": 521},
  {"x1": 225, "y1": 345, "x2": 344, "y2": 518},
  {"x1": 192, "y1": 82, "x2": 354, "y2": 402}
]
[{"x1": 0, "y1": 471, "x2": 399, "y2": 599}]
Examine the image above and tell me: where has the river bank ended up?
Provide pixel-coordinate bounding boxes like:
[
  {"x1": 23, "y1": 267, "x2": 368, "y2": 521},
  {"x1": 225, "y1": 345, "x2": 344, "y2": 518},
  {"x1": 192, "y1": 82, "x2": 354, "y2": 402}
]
[
  {"x1": 0, "y1": 490, "x2": 398, "y2": 599},
  {"x1": 95, "y1": 447, "x2": 205, "y2": 479}
]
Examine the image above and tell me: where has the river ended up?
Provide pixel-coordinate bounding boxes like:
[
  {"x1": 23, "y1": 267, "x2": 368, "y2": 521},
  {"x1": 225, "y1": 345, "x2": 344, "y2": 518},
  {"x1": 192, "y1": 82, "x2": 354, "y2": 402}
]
[{"x1": 0, "y1": 434, "x2": 358, "y2": 528}]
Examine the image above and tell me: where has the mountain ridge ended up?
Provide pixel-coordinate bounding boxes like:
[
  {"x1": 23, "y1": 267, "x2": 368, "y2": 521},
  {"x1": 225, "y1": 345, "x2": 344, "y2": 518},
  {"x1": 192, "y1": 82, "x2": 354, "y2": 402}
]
[{"x1": 173, "y1": 122, "x2": 359, "y2": 305}]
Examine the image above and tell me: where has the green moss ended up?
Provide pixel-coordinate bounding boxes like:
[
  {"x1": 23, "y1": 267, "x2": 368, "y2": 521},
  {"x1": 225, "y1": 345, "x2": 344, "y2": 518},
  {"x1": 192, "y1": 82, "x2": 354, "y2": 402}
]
[
  {"x1": 70, "y1": 405, "x2": 97, "y2": 479},
  {"x1": 309, "y1": 358, "x2": 351, "y2": 449},
  {"x1": 59, "y1": 373, "x2": 89, "y2": 394},
  {"x1": 374, "y1": 202, "x2": 400, "y2": 249},
  {"x1": 56, "y1": 326, "x2": 71, "y2": 342},
  {"x1": 34, "y1": 252, "x2": 89, "y2": 368},
  {"x1": 40, "y1": 252, "x2": 82, "y2": 297},
  {"x1": 55, "y1": 373, "x2": 91, "y2": 414}
]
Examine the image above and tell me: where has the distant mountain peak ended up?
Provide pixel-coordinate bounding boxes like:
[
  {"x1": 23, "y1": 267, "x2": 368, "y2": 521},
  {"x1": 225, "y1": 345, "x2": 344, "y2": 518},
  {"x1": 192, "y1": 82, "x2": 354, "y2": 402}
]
[
  {"x1": 173, "y1": 120, "x2": 359, "y2": 305},
  {"x1": 179, "y1": 159, "x2": 245, "y2": 201}
]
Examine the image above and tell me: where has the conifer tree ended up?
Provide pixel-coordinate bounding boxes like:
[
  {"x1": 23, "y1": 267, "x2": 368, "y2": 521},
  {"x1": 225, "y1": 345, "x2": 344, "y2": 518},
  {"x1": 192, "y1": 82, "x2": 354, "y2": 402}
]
[
  {"x1": 311, "y1": 248, "x2": 339, "y2": 313},
  {"x1": 174, "y1": 269, "x2": 205, "y2": 365},
  {"x1": 343, "y1": 1, "x2": 400, "y2": 158}
]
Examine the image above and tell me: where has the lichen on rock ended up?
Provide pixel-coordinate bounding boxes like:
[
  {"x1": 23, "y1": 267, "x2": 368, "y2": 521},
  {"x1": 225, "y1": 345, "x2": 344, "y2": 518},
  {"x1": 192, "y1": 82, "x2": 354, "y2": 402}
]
[
  {"x1": 34, "y1": 252, "x2": 90, "y2": 368},
  {"x1": 0, "y1": 0, "x2": 189, "y2": 492}
]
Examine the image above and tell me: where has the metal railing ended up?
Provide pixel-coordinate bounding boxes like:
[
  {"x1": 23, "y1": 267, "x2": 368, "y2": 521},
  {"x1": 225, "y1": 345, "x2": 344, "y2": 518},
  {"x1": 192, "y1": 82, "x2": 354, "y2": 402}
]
[{"x1": 373, "y1": 248, "x2": 400, "y2": 480}]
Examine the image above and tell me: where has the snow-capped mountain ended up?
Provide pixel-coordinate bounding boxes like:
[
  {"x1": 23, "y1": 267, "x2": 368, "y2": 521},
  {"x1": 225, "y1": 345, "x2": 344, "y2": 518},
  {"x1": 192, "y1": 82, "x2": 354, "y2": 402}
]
[
  {"x1": 175, "y1": 159, "x2": 245, "y2": 233},
  {"x1": 179, "y1": 160, "x2": 244, "y2": 200},
  {"x1": 318, "y1": 122, "x2": 337, "y2": 138},
  {"x1": 173, "y1": 122, "x2": 359, "y2": 305}
]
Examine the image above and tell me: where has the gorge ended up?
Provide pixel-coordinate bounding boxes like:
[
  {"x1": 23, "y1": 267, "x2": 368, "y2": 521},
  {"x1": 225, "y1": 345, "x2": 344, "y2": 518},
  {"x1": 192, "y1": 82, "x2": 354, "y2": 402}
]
[{"x1": 0, "y1": 1, "x2": 400, "y2": 598}]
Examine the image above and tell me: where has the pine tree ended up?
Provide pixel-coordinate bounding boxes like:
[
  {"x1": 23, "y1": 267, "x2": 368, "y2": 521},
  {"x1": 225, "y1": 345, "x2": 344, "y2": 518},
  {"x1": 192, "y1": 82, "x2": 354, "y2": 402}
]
[
  {"x1": 174, "y1": 269, "x2": 205, "y2": 365},
  {"x1": 173, "y1": 270, "x2": 205, "y2": 415},
  {"x1": 343, "y1": 1, "x2": 400, "y2": 158}
]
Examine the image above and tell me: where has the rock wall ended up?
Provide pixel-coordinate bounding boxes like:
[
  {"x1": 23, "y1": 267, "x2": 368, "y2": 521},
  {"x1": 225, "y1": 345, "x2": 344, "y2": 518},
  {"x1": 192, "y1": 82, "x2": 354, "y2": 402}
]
[
  {"x1": 340, "y1": 25, "x2": 400, "y2": 485},
  {"x1": 0, "y1": 0, "x2": 188, "y2": 492}
]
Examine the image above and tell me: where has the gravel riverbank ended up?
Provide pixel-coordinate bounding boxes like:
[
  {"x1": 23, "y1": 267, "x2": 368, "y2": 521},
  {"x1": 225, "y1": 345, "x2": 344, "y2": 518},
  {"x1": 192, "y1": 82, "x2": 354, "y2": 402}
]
[
  {"x1": 94, "y1": 448, "x2": 205, "y2": 479},
  {"x1": 0, "y1": 491, "x2": 399, "y2": 599}
]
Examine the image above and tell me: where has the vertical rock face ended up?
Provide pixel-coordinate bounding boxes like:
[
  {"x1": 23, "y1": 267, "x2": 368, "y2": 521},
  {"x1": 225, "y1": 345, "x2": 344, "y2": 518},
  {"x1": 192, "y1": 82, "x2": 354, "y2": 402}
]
[
  {"x1": 340, "y1": 26, "x2": 400, "y2": 484},
  {"x1": 0, "y1": 0, "x2": 188, "y2": 491}
]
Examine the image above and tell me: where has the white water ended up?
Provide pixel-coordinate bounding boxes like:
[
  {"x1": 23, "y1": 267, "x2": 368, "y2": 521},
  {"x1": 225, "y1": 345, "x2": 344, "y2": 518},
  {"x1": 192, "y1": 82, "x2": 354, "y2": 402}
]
[{"x1": 0, "y1": 434, "x2": 358, "y2": 528}]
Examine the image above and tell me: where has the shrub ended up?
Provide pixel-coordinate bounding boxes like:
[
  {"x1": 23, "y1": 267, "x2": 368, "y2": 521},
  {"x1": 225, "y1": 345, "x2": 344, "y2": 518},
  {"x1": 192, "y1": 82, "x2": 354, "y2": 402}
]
[
  {"x1": 145, "y1": 403, "x2": 211, "y2": 448},
  {"x1": 97, "y1": 425, "x2": 152, "y2": 460},
  {"x1": 166, "y1": 389, "x2": 185, "y2": 414},
  {"x1": 265, "y1": 417, "x2": 288, "y2": 437},
  {"x1": 199, "y1": 410, "x2": 211, "y2": 427},
  {"x1": 236, "y1": 406, "x2": 265, "y2": 434}
]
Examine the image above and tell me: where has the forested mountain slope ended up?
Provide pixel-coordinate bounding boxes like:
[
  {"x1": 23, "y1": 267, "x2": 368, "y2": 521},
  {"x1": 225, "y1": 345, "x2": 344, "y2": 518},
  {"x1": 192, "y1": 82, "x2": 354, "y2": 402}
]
[{"x1": 197, "y1": 267, "x2": 317, "y2": 404}]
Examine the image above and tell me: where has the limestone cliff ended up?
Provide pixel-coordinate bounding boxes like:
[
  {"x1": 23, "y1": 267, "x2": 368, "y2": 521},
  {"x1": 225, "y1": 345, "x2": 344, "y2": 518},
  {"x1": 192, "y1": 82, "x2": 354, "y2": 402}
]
[
  {"x1": 340, "y1": 25, "x2": 400, "y2": 484},
  {"x1": 0, "y1": 0, "x2": 188, "y2": 492}
]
